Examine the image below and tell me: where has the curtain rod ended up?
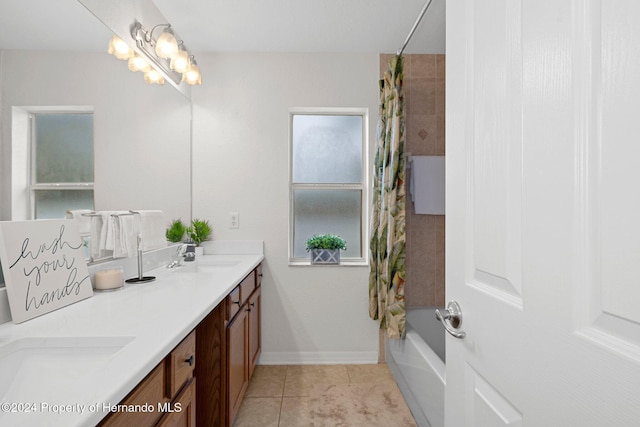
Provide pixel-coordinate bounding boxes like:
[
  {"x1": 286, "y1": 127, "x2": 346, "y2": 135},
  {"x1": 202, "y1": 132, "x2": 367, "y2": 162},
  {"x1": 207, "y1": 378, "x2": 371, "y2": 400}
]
[{"x1": 397, "y1": 0, "x2": 434, "y2": 56}]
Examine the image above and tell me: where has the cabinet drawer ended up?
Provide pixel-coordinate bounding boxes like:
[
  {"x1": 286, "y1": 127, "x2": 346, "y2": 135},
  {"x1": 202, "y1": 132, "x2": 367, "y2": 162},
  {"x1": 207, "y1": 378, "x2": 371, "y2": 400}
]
[
  {"x1": 239, "y1": 271, "x2": 256, "y2": 305},
  {"x1": 168, "y1": 331, "x2": 196, "y2": 398},
  {"x1": 227, "y1": 286, "x2": 241, "y2": 320},
  {"x1": 99, "y1": 362, "x2": 166, "y2": 427}
]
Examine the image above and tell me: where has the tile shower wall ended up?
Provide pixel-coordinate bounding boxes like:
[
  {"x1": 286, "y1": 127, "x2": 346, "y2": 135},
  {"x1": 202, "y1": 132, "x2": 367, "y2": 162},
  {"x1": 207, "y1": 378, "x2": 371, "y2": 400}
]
[{"x1": 380, "y1": 54, "x2": 446, "y2": 308}]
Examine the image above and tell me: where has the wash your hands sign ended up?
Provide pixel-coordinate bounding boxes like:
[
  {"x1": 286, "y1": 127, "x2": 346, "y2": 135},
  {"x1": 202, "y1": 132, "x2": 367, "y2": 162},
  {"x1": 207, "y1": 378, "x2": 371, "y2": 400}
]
[{"x1": 0, "y1": 220, "x2": 93, "y2": 323}]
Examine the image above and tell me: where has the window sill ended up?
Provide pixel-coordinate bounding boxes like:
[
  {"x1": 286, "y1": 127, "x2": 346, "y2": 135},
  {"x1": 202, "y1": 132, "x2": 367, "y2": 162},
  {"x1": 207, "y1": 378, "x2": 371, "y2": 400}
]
[{"x1": 288, "y1": 259, "x2": 369, "y2": 267}]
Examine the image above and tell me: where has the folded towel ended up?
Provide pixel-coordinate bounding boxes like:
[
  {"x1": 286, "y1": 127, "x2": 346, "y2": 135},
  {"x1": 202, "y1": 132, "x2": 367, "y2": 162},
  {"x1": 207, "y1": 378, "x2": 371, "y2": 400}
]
[
  {"x1": 90, "y1": 210, "x2": 128, "y2": 261},
  {"x1": 90, "y1": 212, "x2": 113, "y2": 261},
  {"x1": 65, "y1": 209, "x2": 92, "y2": 235},
  {"x1": 103, "y1": 211, "x2": 130, "y2": 251},
  {"x1": 131, "y1": 210, "x2": 166, "y2": 251},
  {"x1": 112, "y1": 214, "x2": 139, "y2": 258}
]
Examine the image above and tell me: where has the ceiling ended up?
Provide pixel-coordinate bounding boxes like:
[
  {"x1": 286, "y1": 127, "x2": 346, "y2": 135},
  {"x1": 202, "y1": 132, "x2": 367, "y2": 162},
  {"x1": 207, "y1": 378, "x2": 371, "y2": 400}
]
[{"x1": 0, "y1": 0, "x2": 445, "y2": 54}]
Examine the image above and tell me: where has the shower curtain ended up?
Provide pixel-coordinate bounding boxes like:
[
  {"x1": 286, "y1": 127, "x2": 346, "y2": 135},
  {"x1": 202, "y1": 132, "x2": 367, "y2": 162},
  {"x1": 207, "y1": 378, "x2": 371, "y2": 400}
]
[{"x1": 369, "y1": 55, "x2": 406, "y2": 339}]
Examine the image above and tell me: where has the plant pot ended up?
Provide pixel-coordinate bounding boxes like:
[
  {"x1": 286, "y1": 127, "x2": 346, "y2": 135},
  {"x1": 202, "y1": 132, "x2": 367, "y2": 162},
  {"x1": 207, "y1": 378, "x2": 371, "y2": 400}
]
[
  {"x1": 310, "y1": 249, "x2": 340, "y2": 265},
  {"x1": 195, "y1": 246, "x2": 204, "y2": 257}
]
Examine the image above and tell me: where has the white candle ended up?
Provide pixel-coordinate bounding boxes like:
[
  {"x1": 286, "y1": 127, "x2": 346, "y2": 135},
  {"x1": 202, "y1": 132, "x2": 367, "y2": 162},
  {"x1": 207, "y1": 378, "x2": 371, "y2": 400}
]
[{"x1": 94, "y1": 268, "x2": 124, "y2": 290}]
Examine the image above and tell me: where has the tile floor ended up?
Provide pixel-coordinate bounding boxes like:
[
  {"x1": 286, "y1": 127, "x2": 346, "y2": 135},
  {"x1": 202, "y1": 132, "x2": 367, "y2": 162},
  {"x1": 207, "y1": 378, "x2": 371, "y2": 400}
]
[{"x1": 233, "y1": 364, "x2": 417, "y2": 427}]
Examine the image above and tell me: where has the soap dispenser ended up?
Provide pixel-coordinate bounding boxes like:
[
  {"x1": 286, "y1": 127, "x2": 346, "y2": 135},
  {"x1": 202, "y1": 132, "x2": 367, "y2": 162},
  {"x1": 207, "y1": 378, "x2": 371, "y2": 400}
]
[{"x1": 184, "y1": 241, "x2": 196, "y2": 262}]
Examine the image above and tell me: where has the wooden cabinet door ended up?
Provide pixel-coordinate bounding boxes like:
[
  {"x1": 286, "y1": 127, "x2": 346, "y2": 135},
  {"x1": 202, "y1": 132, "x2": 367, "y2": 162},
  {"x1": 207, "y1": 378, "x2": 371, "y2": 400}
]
[
  {"x1": 157, "y1": 378, "x2": 196, "y2": 427},
  {"x1": 226, "y1": 307, "x2": 249, "y2": 425},
  {"x1": 247, "y1": 287, "x2": 261, "y2": 378}
]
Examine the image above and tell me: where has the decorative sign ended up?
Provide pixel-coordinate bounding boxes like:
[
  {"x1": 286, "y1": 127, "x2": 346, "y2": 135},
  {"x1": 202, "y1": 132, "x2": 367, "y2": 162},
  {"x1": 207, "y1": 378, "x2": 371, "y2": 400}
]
[{"x1": 0, "y1": 219, "x2": 93, "y2": 323}]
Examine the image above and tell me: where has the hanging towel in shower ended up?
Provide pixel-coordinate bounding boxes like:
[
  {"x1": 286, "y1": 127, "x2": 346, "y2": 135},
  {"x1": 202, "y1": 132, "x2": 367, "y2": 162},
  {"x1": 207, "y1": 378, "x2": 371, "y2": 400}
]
[{"x1": 410, "y1": 156, "x2": 445, "y2": 215}]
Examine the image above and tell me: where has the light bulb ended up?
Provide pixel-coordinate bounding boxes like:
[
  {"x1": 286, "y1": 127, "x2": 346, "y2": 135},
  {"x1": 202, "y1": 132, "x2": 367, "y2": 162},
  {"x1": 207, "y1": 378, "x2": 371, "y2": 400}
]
[
  {"x1": 182, "y1": 63, "x2": 202, "y2": 85},
  {"x1": 128, "y1": 54, "x2": 151, "y2": 73},
  {"x1": 154, "y1": 28, "x2": 179, "y2": 59},
  {"x1": 144, "y1": 68, "x2": 165, "y2": 85},
  {"x1": 108, "y1": 35, "x2": 132, "y2": 60},
  {"x1": 170, "y1": 49, "x2": 190, "y2": 74}
]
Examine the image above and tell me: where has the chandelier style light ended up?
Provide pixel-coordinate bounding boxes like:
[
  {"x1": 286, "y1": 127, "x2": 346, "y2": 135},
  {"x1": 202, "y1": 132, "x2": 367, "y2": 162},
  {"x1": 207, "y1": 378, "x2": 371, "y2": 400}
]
[{"x1": 108, "y1": 20, "x2": 201, "y2": 86}]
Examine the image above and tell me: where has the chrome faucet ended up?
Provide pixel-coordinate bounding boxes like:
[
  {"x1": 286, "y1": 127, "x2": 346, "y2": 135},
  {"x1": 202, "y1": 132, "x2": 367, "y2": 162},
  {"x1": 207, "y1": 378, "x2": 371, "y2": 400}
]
[
  {"x1": 167, "y1": 243, "x2": 196, "y2": 268},
  {"x1": 167, "y1": 244, "x2": 188, "y2": 269}
]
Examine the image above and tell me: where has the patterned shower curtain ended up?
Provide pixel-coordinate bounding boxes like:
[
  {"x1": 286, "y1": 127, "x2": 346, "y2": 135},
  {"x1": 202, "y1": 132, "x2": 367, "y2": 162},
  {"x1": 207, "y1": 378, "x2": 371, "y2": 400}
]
[{"x1": 369, "y1": 55, "x2": 406, "y2": 339}]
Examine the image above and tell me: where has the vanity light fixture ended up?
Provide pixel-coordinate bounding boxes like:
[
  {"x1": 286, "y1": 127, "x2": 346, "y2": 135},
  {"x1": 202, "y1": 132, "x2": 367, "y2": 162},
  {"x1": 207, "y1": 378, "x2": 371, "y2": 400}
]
[{"x1": 107, "y1": 20, "x2": 202, "y2": 86}]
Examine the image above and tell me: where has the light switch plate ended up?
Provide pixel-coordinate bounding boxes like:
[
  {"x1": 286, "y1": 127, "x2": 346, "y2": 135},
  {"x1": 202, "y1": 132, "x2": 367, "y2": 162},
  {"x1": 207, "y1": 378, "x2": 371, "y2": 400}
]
[{"x1": 229, "y1": 212, "x2": 239, "y2": 229}]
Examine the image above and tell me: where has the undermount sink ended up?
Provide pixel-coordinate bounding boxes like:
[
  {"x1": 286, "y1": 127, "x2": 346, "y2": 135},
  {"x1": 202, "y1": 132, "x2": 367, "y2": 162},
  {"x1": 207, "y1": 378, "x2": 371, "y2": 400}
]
[
  {"x1": 0, "y1": 336, "x2": 134, "y2": 402},
  {"x1": 200, "y1": 259, "x2": 240, "y2": 266},
  {"x1": 172, "y1": 259, "x2": 241, "y2": 273}
]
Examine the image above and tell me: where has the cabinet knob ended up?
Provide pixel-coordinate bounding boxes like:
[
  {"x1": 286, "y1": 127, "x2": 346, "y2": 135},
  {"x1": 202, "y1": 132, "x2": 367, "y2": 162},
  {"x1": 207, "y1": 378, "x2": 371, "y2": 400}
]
[
  {"x1": 185, "y1": 355, "x2": 194, "y2": 366},
  {"x1": 233, "y1": 300, "x2": 241, "y2": 306}
]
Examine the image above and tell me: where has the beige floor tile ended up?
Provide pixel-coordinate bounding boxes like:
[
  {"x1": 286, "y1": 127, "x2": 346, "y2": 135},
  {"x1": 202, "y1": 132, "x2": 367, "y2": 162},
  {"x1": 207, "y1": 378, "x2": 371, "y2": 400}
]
[
  {"x1": 245, "y1": 365, "x2": 287, "y2": 397},
  {"x1": 283, "y1": 365, "x2": 349, "y2": 397},
  {"x1": 235, "y1": 364, "x2": 417, "y2": 427},
  {"x1": 346, "y1": 363, "x2": 395, "y2": 384},
  {"x1": 278, "y1": 397, "x2": 315, "y2": 427},
  {"x1": 308, "y1": 383, "x2": 417, "y2": 427},
  {"x1": 233, "y1": 397, "x2": 281, "y2": 427}
]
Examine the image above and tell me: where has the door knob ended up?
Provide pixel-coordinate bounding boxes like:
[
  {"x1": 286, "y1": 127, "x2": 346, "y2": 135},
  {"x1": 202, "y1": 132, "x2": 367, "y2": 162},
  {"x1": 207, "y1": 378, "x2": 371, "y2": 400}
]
[{"x1": 435, "y1": 300, "x2": 467, "y2": 339}]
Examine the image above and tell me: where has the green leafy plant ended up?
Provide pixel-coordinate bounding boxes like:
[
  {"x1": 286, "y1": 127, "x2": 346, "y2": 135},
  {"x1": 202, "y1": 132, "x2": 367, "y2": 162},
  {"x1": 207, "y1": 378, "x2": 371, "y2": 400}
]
[
  {"x1": 187, "y1": 218, "x2": 212, "y2": 246},
  {"x1": 305, "y1": 234, "x2": 347, "y2": 251},
  {"x1": 165, "y1": 219, "x2": 187, "y2": 243}
]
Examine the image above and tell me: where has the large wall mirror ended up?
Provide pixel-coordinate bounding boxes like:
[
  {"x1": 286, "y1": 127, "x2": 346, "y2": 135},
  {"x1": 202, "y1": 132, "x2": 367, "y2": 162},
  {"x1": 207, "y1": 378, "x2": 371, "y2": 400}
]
[{"x1": 0, "y1": 0, "x2": 193, "y2": 283}]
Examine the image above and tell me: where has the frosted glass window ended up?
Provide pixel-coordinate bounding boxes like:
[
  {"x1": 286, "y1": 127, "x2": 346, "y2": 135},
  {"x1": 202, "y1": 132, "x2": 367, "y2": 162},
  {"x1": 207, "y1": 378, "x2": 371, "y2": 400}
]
[
  {"x1": 289, "y1": 110, "x2": 367, "y2": 263},
  {"x1": 34, "y1": 189, "x2": 95, "y2": 219},
  {"x1": 292, "y1": 115, "x2": 362, "y2": 184},
  {"x1": 34, "y1": 114, "x2": 94, "y2": 183},
  {"x1": 30, "y1": 111, "x2": 94, "y2": 219},
  {"x1": 293, "y1": 189, "x2": 362, "y2": 258}
]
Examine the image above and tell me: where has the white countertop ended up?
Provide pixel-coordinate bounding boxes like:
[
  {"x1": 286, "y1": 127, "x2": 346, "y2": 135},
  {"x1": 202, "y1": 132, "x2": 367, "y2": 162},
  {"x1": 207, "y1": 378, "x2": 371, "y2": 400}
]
[{"x1": 0, "y1": 252, "x2": 264, "y2": 427}]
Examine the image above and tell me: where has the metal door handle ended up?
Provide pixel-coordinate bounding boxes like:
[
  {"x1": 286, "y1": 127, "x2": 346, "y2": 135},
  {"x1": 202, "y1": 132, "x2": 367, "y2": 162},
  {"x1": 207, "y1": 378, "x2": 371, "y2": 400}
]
[{"x1": 435, "y1": 300, "x2": 467, "y2": 339}]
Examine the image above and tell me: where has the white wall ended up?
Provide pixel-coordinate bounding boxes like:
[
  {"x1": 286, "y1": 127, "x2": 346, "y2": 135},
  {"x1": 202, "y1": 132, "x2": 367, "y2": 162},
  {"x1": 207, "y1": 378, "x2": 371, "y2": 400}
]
[{"x1": 192, "y1": 53, "x2": 381, "y2": 363}]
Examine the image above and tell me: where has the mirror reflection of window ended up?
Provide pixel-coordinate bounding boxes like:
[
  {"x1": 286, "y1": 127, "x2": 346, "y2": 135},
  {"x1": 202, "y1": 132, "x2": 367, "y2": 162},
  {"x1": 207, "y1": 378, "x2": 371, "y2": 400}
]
[{"x1": 31, "y1": 112, "x2": 95, "y2": 219}]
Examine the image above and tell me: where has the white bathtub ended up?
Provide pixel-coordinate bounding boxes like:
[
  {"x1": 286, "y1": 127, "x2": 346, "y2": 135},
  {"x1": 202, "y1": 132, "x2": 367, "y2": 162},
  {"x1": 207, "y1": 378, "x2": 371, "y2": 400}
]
[{"x1": 386, "y1": 308, "x2": 445, "y2": 427}]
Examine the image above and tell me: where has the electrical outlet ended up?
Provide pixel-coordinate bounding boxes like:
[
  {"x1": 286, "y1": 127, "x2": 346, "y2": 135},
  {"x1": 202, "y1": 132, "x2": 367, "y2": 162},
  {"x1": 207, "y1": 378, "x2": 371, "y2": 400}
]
[{"x1": 229, "y1": 212, "x2": 239, "y2": 229}]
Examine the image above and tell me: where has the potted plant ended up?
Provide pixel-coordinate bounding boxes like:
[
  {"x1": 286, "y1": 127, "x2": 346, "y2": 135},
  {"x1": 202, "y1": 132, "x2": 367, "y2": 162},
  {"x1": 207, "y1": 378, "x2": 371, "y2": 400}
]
[
  {"x1": 187, "y1": 218, "x2": 212, "y2": 256},
  {"x1": 165, "y1": 219, "x2": 187, "y2": 243},
  {"x1": 305, "y1": 234, "x2": 347, "y2": 265}
]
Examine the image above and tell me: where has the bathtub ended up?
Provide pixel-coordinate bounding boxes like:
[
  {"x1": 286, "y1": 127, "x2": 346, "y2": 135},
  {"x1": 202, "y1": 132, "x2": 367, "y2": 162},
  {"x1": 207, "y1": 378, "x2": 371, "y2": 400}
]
[{"x1": 386, "y1": 307, "x2": 446, "y2": 427}]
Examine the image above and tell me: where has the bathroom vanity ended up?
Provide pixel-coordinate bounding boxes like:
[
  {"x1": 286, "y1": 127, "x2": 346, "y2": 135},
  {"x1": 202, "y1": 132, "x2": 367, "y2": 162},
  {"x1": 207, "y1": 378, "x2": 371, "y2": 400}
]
[{"x1": 0, "y1": 249, "x2": 264, "y2": 427}]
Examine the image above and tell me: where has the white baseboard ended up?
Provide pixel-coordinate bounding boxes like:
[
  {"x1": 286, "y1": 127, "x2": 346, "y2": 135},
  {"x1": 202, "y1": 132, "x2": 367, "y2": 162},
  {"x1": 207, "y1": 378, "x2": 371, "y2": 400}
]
[{"x1": 258, "y1": 351, "x2": 379, "y2": 365}]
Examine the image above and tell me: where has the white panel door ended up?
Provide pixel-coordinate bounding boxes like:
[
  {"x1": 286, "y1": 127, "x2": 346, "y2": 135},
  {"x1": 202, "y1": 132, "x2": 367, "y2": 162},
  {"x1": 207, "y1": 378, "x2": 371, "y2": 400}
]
[{"x1": 445, "y1": 0, "x2": 640, "y2": 426}]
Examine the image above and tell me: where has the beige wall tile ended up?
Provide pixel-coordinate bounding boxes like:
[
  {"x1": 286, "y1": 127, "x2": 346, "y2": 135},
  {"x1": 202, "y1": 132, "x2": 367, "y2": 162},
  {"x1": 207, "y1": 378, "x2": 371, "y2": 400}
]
[{"x1": 385, "y1": 53, "x2": 446, "y2": 308}]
